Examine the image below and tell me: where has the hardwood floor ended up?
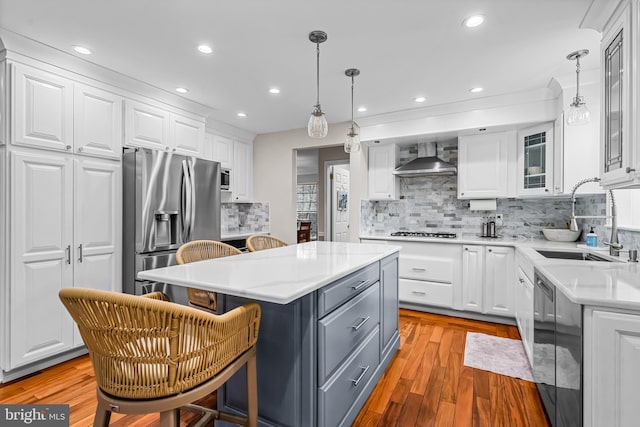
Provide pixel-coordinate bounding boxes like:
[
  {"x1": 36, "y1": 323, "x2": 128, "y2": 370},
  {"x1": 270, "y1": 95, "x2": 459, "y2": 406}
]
[{"x1": 0, "y1": 309, "x2": 549, "y2": 427}]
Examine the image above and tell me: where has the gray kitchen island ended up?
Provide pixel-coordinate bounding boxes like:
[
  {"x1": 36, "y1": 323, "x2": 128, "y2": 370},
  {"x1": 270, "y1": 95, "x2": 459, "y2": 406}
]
[{"x1": 139, "y1": 241, "x2": 401, "y2": 427}]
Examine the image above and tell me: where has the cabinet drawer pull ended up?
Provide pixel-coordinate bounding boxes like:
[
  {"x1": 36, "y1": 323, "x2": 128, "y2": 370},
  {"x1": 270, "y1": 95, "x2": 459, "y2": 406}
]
[
  {"x1": 411, "y1": 267, "x2": 427, "y2": 272},
  {"x1": 78, "y1": 244, "x2": 83, "y2": 263},
  {"x1": 352, "y1": 316, "x2": 371, "y2": 331},
  {"x1": 411, "y1": 290, "x2": 427, "y2": 296},
  {"x1": 519, "y1": 278, "x2": 525, "y2": 284},
  {"x1": 65, "y1": 245, "x2": 71, "y2": 264},
  {"x1": 351, "y1": 280, "x2": 369, "y2": 291},
  {"x1": 351, "y1": 365, "x2": 370, "y2": 387},
  {"x1": 627, "y1": 167, "x2": 636, "y2": 173}
]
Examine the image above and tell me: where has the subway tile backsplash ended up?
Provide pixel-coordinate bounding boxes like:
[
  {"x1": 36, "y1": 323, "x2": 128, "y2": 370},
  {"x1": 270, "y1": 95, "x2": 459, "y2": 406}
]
[
  {"x1": 221, "y1": 202, "x2": 269, "y2": 236},
  {"x1": 361, "y1": 143, "x2": 640, "y2": 250}
]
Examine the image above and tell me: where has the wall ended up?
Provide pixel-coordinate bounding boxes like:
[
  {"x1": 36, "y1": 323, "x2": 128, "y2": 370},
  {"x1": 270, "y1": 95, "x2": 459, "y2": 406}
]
[
  {"x1": 360, "y1": 143, "x2": 640, "y2": 250},
  {"x1": 253, "y1": 122, "x2": 366, "y2": 244}
]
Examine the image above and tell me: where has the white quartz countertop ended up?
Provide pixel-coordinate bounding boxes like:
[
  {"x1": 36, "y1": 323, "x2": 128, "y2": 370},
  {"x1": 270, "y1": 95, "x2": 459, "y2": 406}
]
[
  {"x1": 361, "y1": 233, "x2": 640, "y2": 310},
  {"x1": 138, "y1": 241, "x2": 400, "y2": 304}
]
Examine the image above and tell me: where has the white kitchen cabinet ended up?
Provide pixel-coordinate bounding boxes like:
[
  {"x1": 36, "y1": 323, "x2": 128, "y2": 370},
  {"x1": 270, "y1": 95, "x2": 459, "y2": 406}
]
[
  {"x1": 74, "y1": 83, "x2": 123, "y2": 159},
  {"x1": 458, "y1": 131, "x2": 515, "y2": 199},
  {"x1": 124, "y1": 99, "x2": 171, "y2": 152},
  {"x1": 12, "y1": 63, "x2": 73, "y2": 153},
  {"x1": 461, "y1": 245, "x2": 515, "y2": 317},
  {"x1": 170, "y1": 112, "x2": 204, "y2": 157},
  {"x1": 598, "y1": 3, "x2": 639, "y2": 189},
  {"x1": 484, "y1": 246, "x2": 515, "y2": 316},
  {"x1": 368, "y1": 144, "x2": 399, "y2": 200},
  {"x1": 212, "y1": 134, "x2": 234, "y2": 169},
  {"x1": 9, "y1": 151, "x2": 74, "y2": 368},
  {"x1": 461, "y1": 245, "x2": 484, "y2": 312},
  {"x1": 392, "y1": 241, "x2": 462, "y2": 310},
  {"x1": 11, "y1": 64, "x2": 123, "y2": 159},
  {"x1": 8, "y1": 150, "x2": 121, "y2": 369},
  {"x1": 517, "y1": 122, "x2": 555, "y2": 197},
  {"x1": 124, "y1": 100, "x2": 205, "y2": 157},
  {"x1": 231, "y1": 139, "x2": 253, "y2": 202},
  {"x1": 584, "y1": 307, "x2": 640, "y2": 427}
]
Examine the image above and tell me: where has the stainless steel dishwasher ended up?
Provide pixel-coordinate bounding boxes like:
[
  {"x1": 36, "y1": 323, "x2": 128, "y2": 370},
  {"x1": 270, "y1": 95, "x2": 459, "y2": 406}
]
[{"x1": 534, "y1": 269, "x2": 583, "y2": 427}]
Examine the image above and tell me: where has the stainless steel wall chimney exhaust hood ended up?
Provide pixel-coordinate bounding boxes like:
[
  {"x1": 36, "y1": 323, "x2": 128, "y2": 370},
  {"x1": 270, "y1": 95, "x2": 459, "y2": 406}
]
[{"x1": 392, "y1": 142, "x2": 457, "y2": 177}]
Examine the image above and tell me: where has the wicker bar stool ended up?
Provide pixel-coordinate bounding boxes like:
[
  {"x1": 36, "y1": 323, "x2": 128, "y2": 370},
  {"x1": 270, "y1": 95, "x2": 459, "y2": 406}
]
[
  {"x1": 59, "y1": 288, "x2": 260, "y2": 427},
  {"x1": 246, "y1": 235, "x2": 288, "y2": 252},
  {"x1": 176, "y1": 240, "x2": 242, "y2": 312}
]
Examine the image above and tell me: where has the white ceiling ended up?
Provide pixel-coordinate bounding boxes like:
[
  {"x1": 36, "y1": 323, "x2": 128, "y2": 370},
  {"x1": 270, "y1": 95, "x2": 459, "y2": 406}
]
[{"x1": 0, "y1": 0, "x2": 602, "y2": 136}]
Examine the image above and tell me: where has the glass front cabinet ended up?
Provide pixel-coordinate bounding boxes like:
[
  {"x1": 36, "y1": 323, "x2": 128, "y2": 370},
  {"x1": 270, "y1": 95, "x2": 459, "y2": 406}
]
[
  {"x1": 517, "y1": 122, "x2": 554, "y2": 196},
  {"x1": 599, "y1": 2, "x2": 637, "y2": 188}
]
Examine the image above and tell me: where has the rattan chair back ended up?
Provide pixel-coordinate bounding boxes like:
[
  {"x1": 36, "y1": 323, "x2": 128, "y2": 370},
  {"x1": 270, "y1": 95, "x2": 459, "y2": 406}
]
[
  {"x1": 246, "y1": 235, "x2": 288, "y2": 252},
  {"x1": 59, "y1": 288, "x2": 261, "y2": 426},
  {"x1": 176, "y1": 240, "x2": 242, "y2": 311}
]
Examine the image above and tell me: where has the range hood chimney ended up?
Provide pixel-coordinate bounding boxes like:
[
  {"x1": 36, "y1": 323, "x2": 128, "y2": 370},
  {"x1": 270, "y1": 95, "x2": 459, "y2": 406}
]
[{"x1": 393, "y1": 142, "x2": 457, "y2": 177}]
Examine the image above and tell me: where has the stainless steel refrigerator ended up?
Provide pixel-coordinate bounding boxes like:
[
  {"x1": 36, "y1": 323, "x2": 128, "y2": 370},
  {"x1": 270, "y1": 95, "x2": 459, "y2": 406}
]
[{"x1": 123, "y1": 147, "x2": 221, "y2": 304}]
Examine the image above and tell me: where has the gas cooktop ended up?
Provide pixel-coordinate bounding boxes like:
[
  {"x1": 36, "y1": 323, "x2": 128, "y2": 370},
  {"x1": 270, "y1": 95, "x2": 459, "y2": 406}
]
[{"x1": 390, "y1": 231, "x2": 457, "y2": 239}]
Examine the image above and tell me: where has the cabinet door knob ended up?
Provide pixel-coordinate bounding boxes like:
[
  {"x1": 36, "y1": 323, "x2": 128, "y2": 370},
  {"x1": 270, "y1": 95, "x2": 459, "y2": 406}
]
[
  {"x1": 461, "y1": 192, "x2": 465, "y2": 196},
  {"x1": 488, "y1": 249, "x2": 492, "y2": 252},
  {"x1": 66, "y1": 145, "x2": 72, "y2": 150},
  {"x1": 465, "y1": 247, "x2": 468, "y2": 251},
  {"x1": 78, "y1": 147, "x2": 83, "y2": 152},
  {"x1": 544, "y1": 188, "x2": 549, "y2": 192}
]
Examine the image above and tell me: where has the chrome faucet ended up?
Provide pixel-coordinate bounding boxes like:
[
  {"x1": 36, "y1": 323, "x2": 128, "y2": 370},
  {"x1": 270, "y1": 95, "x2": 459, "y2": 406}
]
[{"x1": 569, "y1": 177, "x2": 622, "y2": 256}]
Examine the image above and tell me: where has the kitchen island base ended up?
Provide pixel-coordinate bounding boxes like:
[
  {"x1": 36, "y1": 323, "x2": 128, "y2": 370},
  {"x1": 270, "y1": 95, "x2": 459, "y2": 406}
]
[{"x1": 218, "y1": 253, "x2": 400, "y2": 427}]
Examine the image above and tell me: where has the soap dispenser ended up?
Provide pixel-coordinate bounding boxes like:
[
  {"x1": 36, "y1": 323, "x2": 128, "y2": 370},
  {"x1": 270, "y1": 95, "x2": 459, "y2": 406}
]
[{"x1": 586, "y1": 227, "x2": 598, "y2": 247}]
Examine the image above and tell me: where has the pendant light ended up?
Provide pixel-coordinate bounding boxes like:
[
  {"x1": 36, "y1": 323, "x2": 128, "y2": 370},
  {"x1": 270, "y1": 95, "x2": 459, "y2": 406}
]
[
  {"x1": 308, "y1": 31, "x2": 328, "y2": 138},
  {"x1": 566, "y1": 49, "x2": 590, "y2": 126},
  {"x1": 344, "y1": 68, "x2": 361, "y2": 153}
]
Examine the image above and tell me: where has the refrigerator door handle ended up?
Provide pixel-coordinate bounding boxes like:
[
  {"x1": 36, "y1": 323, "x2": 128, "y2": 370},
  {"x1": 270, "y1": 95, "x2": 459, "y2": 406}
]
[
  {"x1": 187, "y1": 158, "x2": 197, "y2": 240},
  {"x1": 181, "y1": 160, "x2": 192, "y2": 242}
]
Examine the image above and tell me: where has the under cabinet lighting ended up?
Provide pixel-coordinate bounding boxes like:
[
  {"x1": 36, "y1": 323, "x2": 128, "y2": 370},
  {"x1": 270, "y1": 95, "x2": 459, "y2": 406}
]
[
  {"x1": 413, "y1": 96, "x2": 426, "y2": 103},
  {"x1": 358, "y1": 107, "x2": 367, "y2": 112},
  {"x1": 469, "y1": 87, "x2": 484, "y2": 93},
  {"x1": 197, "y1": 44, "x2": 213, "y2": 54},
  {"x1": 175, "y1": 87, "x2": 189, "y2": 94},
  {"x1": 237, "y1": 112, "x2": 247, "y2": 117},
  {"x1": 73, "y1": 46, "x2": 92, "y2": 55},
  {"x1": 269, "y1": 88, "x2": 281, "y2": 94}
]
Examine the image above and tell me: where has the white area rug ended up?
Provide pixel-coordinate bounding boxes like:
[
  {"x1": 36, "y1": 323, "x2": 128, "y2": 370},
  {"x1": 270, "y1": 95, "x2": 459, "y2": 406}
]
[{"x1": 463, "y1": 332, "x2": 534, "y2": 381}]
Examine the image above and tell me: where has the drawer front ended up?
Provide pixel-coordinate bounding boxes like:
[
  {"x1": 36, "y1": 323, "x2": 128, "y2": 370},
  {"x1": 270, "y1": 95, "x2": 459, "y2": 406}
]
[
  {"x1": 319, "y1": 327, "x2": 380, "y2": 427},
  {"x1": 318, "y1": 262, "x2": 379, "y2": 317},
  {"x1": 399, "y1": 254, "x2": 454, "y2": 283},
  {"x1": 399, "y1": 278, "x2": 453, "y2": 308},
  {"x1": 318, "y1": 283, "x2": 380, "y2": 383}
]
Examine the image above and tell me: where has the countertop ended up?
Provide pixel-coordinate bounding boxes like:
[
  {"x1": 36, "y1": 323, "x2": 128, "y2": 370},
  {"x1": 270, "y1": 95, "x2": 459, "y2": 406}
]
[
  {"x1": 138, "y1": 241, "x2": 401, "y2": 304},
  {"x1": 361, "y1": 233, "x2": 640, "y2": 311}
]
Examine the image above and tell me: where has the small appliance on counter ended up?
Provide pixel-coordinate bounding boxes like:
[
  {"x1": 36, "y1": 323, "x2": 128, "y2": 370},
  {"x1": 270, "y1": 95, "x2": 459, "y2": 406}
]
[{"x1": 479, "y1": 216, "x2": 499, "y2": 238}]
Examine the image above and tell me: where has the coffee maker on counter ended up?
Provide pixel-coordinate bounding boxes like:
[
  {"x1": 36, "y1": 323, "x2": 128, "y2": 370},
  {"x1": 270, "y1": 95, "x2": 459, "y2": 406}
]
[{"x1": 481, "y1": 216, "x2": 498, "y2": 238}]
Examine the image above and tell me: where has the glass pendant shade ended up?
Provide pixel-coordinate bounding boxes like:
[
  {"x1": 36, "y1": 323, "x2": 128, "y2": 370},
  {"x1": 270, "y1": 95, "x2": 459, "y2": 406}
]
[
  {"x1": 566, "y1": 49, "x2": 590, "y2": 126},
  {"x1": 308, "y1": 109, "x2": 328, "y2": 138},
  {"x1": 308, "y1": 31, "x2": 328, "y2": 138},
  {"x1": 344, "y1": 128, "x2": 361, "y2": 153},
  {"x1": 566, "y1": 98, "x2": 590, "y2": 126}
]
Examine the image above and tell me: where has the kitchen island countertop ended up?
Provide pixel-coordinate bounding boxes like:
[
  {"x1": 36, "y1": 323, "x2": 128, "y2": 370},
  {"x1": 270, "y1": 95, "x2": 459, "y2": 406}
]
[{"x1": 138, "y1": 241, "x2": 400, "y2": 304}]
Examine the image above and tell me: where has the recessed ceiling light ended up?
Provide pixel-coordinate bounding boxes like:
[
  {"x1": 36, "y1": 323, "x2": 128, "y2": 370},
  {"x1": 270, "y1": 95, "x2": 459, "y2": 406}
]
[
  {"x1": 413, "y1": 96, "x2": 426, "y2": 103},
  {"x1": 237, "y1": 112, "x2": 247, "y2": 117},
  {"x1": 469, "y1": 87, "x2": 484, "y2": 93},
  {"x1": 73, "y1": 45, "x2": 92, "y2": 55},
  {"x1": 357, "y1": 107, "x2": 367, "y2": 112},
  {"x1": 269, "y1": 88, "x2": 281, "y2": 94},
  {"x1": 175, "y1": 87, "x2": 189, "y2": 94},
  {"x1": 463, "y1": 15, "x2": 485, "y2": 28},
  {"x1": 197, "y1": 44, "x2": 213, "y2": 54}
]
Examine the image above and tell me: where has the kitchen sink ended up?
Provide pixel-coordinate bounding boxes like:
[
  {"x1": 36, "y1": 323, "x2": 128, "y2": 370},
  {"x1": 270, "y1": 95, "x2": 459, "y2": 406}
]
[{"x1": 535, "y1": 249, "x2": 615, "y2": 262}]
